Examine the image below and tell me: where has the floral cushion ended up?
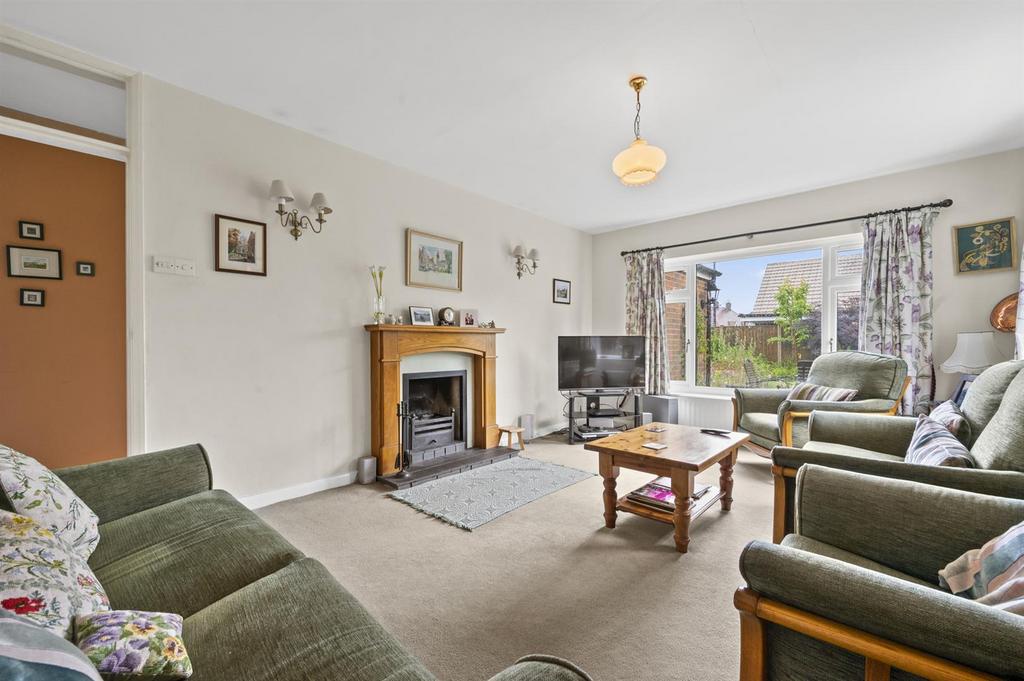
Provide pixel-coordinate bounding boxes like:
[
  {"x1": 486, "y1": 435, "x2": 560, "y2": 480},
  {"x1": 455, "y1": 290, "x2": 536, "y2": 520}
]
[
  {"x1": 0, "y1": 444, "x2": 100, "y2": 559},
  {"x1": 75, "y1": 610, "x2": 192, "y2": 678},
  {"x1": 0, "y1": 511, "x2": 109, "y2": 638}
]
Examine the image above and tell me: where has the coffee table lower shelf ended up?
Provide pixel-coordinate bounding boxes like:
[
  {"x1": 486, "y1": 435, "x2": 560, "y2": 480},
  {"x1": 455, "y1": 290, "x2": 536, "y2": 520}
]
[{"x1": 616, "y1": 485, "x2": 724, "y2": 524}]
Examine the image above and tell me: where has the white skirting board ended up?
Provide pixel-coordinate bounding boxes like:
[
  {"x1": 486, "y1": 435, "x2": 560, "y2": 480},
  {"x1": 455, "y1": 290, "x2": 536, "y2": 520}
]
[{"x1": 239, "y1": 471, "x2": 358, "y2": 510}]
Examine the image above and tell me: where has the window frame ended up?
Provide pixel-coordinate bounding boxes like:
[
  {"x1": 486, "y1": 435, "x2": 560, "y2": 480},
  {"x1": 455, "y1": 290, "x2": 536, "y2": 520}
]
[{"x1": 664, "y1": 233, "x2": 864, "y2": 396}]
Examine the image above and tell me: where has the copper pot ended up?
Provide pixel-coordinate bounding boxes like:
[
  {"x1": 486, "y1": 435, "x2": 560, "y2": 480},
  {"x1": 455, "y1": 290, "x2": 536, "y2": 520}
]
[{"x1": 991, "y1": 293, "x2": 1019, "y2": 332}]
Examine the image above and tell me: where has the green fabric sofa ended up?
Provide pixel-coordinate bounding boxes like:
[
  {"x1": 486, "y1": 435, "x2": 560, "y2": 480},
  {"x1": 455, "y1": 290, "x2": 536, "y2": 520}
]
[
  {"x1": 732, "y1": 351, "x2": 909, "y2": 454},
  {"x1": 6, "y1": 445, "x2": 591, "y2": 681},
  {"x1": 736, "y1": 464, "x2": 1024, "y2": 680},
  {"x1": 770, "y1": 359, "x2": 1024, "y2": 540}
]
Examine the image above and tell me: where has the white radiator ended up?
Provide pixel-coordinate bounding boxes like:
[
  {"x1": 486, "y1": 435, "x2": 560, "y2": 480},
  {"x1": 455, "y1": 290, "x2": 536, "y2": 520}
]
[{"x1": 675, "y1": 394, "x2": 734, "y2": 430}]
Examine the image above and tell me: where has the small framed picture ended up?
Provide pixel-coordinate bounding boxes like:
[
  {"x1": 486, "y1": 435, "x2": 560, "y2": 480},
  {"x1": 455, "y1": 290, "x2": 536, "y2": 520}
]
[
  {"x1": 458, "y1": 309, "x2": 478, "y2": 327},
  {"x1": 409, "y1": 306, "x2": 434, "y2": 326},
  {"x1": 19, "y1": 221, "x2": 44, "y2": 240},
  {"x1": 215, "y1": 214, "x2": 267, "y2": 276},
  {"x1": 19, "y1": 288, "x2": 44, "y2": 307},
  {"x1": 406, "y1": 228, "x2": 463, "y2": 291},
  {"x1": 76, "y1": 261, "x2": 95, "y2": 276},
  {"x1": 953, "y1": 217, "x2": 1016, "y2": 274},
  {"x1": 6, "y1": 246, "x2": 62, "y2": 279},
  {"x1": 553, "y1": 278, "x2": 571, "y2": 304}
]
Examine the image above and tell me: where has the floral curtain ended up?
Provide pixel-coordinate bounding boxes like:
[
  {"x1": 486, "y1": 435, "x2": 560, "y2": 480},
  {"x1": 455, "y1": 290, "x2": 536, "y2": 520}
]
[
  {"x1": 859, "y1": 208, "x2": 939, "y2": 414},
  {"x1": 624, "y1": 250, "x2": 670, "y2": 395}
]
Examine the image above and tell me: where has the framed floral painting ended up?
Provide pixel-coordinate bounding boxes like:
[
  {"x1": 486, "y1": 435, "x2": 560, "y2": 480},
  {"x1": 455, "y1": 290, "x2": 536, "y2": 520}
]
[{"x1": 953, "y1": 217, "x2": 1016, "y2": 274}]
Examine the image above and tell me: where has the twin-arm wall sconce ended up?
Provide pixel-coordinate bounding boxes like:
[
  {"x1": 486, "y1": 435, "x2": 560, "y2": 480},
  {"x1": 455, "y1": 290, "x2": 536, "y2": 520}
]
[
  {"x1": 269, "y1": 179, "x2": 332, "y2": 240},
  {"x1": 512, "y1": 245, "x2": 540, "y2": 279}
]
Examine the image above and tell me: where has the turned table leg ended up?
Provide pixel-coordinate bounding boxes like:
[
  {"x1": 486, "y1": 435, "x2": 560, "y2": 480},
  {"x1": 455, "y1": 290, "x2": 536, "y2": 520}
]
[
  {"x1": 720, "y1": 448, "x2": 737, "y2": 511},
  {"x1": 671, "y1": 469, "x2": 696, "y2": 553},
  {"x1": 599, "y1": 453, "x2": 619, "y2": 529}
]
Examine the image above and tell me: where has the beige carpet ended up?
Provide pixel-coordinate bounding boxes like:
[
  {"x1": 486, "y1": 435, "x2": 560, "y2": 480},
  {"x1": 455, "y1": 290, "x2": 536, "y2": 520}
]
[{"x1": 259, "y1": 436, "x2": 775, "y2": 681}]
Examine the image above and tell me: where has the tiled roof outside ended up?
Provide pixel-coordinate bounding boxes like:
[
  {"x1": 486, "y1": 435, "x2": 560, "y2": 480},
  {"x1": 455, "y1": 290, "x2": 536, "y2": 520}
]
[{"x1": 750, "y1": 255, "x2": 861, "y2": 315}]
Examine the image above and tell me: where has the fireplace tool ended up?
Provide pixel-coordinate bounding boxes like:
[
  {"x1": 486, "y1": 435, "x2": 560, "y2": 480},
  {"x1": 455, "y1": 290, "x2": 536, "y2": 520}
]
[{"x1": 395, "y1": 401, "x2": 411, "y2": 479}]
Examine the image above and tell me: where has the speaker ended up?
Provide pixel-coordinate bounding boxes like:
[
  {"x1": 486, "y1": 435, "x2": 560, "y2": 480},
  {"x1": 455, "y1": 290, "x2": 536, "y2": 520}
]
[
  {"x1": 642, "y1": 395, "x2": 678, "y2": 424},
  {"x1": 518, "y1": 414, "x2": 535, "y2": 442}
]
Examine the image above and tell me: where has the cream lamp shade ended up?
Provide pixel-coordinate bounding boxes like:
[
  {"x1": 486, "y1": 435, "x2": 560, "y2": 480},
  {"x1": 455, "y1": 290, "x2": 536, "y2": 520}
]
[
  {"x1": 310, "y1": 192, "x2": 332, "y2": 215},
  {"x1": 940, "y1": 331, "x2": 1004, "y2": 374},
  {"x1": 269, "y1": 179, "x2": 294, "y2": 204},
  {"x1": 527, "y1": 248, "x2": 540, "y2": 261},
  {"x1": 512, "y1": 245, "x2": 525, "y2": 258},
  {"x1": 612, "y1": 138, "x2": 667, "y2": 186}
]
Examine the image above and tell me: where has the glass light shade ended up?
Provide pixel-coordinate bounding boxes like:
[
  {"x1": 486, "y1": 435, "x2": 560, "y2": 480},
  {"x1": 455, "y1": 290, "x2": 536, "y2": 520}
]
[
  {"x1": 940, "y1": 331, "x2": 1004, "y2": 374},
  {"x1": 269, "y1": 179, "x2": 294, "y2": 204},
  {"x1": 512, "y1": 245, "x2": 525, "y2": 258},
  {"x1": 310, "y1": 192, "x2": 332, "y2": 215},
  {"x1": 612, "y1": 138, "x2": 667, "y2": 186},
  {"x1": 527, "y1": 248, "x2": 540, "y2": 261}
]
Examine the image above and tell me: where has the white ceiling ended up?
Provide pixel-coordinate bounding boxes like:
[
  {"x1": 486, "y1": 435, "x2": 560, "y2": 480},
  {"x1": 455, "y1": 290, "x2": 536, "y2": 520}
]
[{"x1": 4, "y1": 1, "x2": 1023, "y2": 233}]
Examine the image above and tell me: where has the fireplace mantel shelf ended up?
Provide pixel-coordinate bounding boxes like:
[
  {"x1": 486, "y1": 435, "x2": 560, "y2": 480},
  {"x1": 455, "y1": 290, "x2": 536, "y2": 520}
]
[{"x1": 364, "y1": 324, "x2": 506, "y2": 334}]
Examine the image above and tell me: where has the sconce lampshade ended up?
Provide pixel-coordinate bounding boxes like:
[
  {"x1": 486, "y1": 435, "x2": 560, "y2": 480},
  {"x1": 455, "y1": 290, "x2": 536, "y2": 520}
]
[
  {"x1": 940, "y1": 331, "x2": 1004, "y2": 374},
  {"x1": 612, "y1": 138, "x2": 667, "y2": 186},
  {"x1": 269, "y1": 179, "x2": 294, "y2": 204},
  {"x1": 310, "y1": 192, "x2": 332, "y2": 215},
  {"x1": 527, "y1": 248, "x2": 540, "y2": 261},
  {"x1": 512, "y1": 245, "x2": 525, "y2": 258}
]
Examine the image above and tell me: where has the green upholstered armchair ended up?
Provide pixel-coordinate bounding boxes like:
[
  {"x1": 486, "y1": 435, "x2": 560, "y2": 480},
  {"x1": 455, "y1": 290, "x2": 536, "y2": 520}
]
[
  {"x1": 770, "y1": 359, "x2": 1024, "y2": 541},
  {"x1": 736, "y1": 465, "x2": 1024, "y2": 681},
  {"x1": 732, "y1": 351, "x2": 909, "y2": 455}
]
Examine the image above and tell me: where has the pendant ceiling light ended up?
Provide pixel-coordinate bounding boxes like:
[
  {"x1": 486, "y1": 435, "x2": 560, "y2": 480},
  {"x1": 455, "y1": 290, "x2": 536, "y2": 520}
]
[{"x1": 612, "y1": 75, "x2": 667, "y2": 186}]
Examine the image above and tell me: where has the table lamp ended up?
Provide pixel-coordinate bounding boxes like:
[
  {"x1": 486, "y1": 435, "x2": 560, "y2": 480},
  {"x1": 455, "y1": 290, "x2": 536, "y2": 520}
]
[{"x1": 940, "y1": 331, "x2": 1004, "y2": 405}]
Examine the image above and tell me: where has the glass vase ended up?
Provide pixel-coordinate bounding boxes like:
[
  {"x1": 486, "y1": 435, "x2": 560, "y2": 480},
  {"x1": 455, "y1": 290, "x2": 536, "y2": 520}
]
[{"x1": 372, "y1": 295, "x2": 386, "y2": 324}]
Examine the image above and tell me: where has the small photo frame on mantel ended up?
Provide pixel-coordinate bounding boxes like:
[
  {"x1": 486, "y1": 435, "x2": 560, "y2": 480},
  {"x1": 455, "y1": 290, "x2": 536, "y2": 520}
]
[
  {"x1": 215, "y1": 214, "x2": 267, "y2": 276},
  {"x1": 409, "y1": 306, "x2": 434, "y2": 326},
  {"x1": 19, "y1": 288, "x2": 44, "y2": 307},
  {"x1": 458, "y1": 309, "x2": 478, "y2": 327},
  {"x1": 553, "y1": 278, "x2": 571, "y2": 305},
  {"x1": 19, "y1": 221, "x2": 44, "y2": 240}
]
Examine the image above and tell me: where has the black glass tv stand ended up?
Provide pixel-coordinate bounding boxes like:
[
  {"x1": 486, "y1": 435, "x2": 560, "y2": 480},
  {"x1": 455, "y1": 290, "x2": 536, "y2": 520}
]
[{"x1": 567, "y1": 389, "x2": 643, "y2": 444}]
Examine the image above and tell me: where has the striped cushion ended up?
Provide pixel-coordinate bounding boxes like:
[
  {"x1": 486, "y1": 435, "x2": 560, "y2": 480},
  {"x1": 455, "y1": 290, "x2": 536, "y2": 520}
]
[
  {"x1": 939, "y1": 520, "x2": 1024, "y2": 615},
  {"x1": 785, "y1": 382, "x2": 858, "y2": 402},
  {"x1": 0, "y1": 610, "x2": 100, "y2": 680},
  {"x1": 905, "y1": 416, "x2": 976, "y2": 467},
  {"x1": 928, "y1": 399, "x2": 971, "y2": 443}
]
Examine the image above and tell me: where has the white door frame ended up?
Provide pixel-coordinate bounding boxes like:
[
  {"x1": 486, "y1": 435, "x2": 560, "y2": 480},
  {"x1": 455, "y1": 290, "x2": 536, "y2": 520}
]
[{"x1": 0, "y1": 25, "x2": 147, "y2": 455}]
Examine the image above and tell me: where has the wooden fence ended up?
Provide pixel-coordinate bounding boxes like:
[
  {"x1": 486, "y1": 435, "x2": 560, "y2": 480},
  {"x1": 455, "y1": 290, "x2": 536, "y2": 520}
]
[{"x1": 715, "y1": 324, "x2": 801, "y2": 364}]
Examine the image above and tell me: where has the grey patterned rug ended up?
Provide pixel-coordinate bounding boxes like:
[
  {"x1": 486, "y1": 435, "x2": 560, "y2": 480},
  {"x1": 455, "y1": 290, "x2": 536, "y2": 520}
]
[{"x1": 387, "y1": 456, "x2": 593, "y2": 530}]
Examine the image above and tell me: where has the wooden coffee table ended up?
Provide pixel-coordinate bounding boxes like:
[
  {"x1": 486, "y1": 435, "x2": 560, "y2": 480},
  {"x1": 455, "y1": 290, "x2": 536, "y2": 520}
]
[{"x1": 584, "y1": 423, "x2": 749, "y2": 553}]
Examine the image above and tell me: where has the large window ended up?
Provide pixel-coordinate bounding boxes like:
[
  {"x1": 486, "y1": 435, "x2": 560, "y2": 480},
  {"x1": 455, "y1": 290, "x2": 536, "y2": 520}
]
[{"x1": 664, "y1": 236, "x2": 863, "y2": 393}]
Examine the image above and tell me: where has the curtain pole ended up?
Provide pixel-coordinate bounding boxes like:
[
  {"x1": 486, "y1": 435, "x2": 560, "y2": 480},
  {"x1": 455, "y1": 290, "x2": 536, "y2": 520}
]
[{"x1": 619, "y1": 199, "x2": 953, "y2": 257}]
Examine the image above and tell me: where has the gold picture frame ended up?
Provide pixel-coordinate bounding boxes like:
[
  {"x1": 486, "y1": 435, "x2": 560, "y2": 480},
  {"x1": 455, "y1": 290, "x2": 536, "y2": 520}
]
[
  {"x1": 405, "y1": 228, "x2": 463, "y2": 291},
  {"x1": 952, "y1": 217, "x2": 1017, "y2": 275}
]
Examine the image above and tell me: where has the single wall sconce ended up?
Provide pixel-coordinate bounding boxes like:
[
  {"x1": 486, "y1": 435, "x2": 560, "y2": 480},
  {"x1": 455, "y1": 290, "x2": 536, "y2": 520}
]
[
  {"x1": 512, "y1": 245, "x2": 540, "y2": 279},
  {"x1": 268, "y1": 179, "x2": 332, "y2": 240}
]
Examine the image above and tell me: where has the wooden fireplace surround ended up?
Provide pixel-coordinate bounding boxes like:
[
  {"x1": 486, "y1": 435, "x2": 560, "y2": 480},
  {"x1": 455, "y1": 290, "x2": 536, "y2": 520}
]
[{"x1": 365, "y1": 324, "x2": 505, "y2": 476}]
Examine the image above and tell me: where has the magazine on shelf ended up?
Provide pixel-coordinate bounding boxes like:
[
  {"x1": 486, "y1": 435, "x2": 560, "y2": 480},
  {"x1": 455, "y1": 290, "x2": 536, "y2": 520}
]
[{"x1": 626, "y1": 476, "x2": 710, "y2": 512}]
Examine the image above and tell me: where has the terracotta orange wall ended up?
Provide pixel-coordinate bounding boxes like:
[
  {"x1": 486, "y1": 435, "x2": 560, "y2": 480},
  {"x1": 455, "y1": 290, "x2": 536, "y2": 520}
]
[{"x1": 0, "y1": 134, "x2": 126, "y2": 467}]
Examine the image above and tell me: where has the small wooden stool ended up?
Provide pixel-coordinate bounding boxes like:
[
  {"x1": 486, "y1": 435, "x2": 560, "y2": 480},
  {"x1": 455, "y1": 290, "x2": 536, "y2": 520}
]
[{"x1": 498, "y1": 425, "x2": 526, "y2": 451}]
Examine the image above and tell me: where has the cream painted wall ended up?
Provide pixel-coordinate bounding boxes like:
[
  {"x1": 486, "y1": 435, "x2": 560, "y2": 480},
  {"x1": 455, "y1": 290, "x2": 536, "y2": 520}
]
[
  {"x1": 593, "y1": 148, "x2": 1024, "y2": 401},
  {"x1": 139, "y1": 77, "x2": 592, "y2": 499}
]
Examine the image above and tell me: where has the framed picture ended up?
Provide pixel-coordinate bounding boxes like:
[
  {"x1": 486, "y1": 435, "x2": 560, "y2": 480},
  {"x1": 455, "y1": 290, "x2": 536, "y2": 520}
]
[
  {"x1": 953, "y1": 217, "x2": 1016, "y2": 274},
  {"x1": 215, "y1": 214, "x2": 267, "y2": 276},
  {"x1": 76, "y1": 261, "x2": 95, "y2": 277},
  {"x1": 553, "y1": 278, "x2": 571, "y2": 304},
  {"x1": 458, "y1": 309, "x2": 478, "y2": 327},
  {"x1": 409, "y1": 306, "x2": 434, "y2": 326},
  {"x1": 6, "y1": 245, "x2": 62, "y2": 279},
  {"x1": 19, "y1": 288, "x2": 44, "y2": 307},
  {"x1": 406, "y1": 228, "x2": 462, "y2": 291},
  {"x1": 18, "y1": 221, "x2": 44, "y2": 240}
]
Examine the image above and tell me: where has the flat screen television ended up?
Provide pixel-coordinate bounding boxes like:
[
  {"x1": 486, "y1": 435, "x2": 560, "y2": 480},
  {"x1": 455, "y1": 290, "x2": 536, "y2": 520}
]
[{"x1": 558, "y1": 336, "x2": 646, "y2": 391}]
